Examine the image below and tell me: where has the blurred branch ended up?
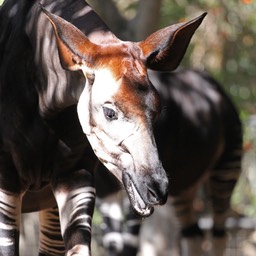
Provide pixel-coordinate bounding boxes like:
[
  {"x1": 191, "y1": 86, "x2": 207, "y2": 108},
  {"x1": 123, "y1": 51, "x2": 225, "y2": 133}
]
[
  {"x1": 86, "y1": 0, "x2": 128, "y2": 37},
  {"x1": 130, "y1": 0, "x2": 163, "y2": 40},
  {"x1": 87, "y1": 0, "x2": 163, "y2": 40}
]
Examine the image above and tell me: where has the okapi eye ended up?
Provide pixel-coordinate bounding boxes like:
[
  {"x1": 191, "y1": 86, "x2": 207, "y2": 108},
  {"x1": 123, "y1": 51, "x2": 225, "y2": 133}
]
[{"x1": 103, "y1": 106, "x2": 118, "y2": 120}]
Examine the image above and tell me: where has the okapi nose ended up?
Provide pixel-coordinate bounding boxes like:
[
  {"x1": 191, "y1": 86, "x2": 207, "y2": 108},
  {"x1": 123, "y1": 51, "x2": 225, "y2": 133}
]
[{"x1": 147, "y1": 176, "x2": 168, "y2": 205}]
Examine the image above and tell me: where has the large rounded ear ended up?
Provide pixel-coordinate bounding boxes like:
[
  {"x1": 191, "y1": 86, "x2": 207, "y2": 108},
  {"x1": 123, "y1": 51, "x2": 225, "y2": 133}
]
[
  {"x1": 138, "y1": 13, "x2": 207, "y2": 71},
  {"x1": 41, "y1": 6, "x2": 97, "y2": 71}
]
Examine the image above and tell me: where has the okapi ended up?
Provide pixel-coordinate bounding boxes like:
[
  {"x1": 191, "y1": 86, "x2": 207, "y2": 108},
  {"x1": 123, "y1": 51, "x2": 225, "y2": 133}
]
[
  {"x1": 95, "y1": 69, "x2": 242, "y2": 256},
  {"x1": 0, "y1": 0, "x2": 206, "y2": 255}
]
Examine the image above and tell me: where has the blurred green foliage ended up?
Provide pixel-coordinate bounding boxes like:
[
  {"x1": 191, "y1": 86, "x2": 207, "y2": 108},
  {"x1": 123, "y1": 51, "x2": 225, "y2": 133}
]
[{"x1": 160, "y1": 0, "x2": 256, "y2": 114}]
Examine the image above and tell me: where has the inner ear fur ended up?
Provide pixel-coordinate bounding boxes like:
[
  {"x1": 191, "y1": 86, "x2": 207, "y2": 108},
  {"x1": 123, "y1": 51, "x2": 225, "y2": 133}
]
[
  {"x1": 139, "y1": 13, "x2": 207, "y2": 71},
  {"x1": 41, "y1": 6, "x2": 97, "y2": 71}
]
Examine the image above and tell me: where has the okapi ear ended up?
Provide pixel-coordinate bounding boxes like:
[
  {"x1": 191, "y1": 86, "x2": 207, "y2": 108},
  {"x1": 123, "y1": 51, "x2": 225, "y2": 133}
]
[
  {"x1": 41, "y1": 6, "x2": 97, "y2": 71},
  {"x1": 139, "y1": 13, "x2": 207, "y2": 71}
]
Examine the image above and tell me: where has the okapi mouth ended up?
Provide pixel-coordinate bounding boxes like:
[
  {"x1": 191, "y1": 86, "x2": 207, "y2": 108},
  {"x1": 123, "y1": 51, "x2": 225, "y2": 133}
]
[{"x1": 123, "y1": 172, "x2": 154, "y2": 217}]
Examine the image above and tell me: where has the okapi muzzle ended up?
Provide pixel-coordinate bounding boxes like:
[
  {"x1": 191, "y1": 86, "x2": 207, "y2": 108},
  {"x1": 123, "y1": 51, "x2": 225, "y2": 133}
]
[{"x1": 43, "y1": 7, "x2": 206, "y2": 217}]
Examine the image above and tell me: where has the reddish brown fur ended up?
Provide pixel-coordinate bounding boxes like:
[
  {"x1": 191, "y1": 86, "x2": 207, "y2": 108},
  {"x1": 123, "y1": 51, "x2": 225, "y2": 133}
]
[{"x1": 80, "y1": 42, "x2": 160, "y2": 127}]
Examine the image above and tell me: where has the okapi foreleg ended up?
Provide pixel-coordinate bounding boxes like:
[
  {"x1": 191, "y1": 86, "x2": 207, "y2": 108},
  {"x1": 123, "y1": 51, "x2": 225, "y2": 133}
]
[
  {"x1": 209, "y1": 122, "x2": 242, "y2": 256},
  {"x1": 52, "y1": 169, "x2": 95, "y2": 256},
  {"x1": 122, "y1": 197, "x2": 142, "y2": 256},
  {"x1": 39, "y1": 207, "x2": 65, "y2": 256},
  {"x1": 171, "y1": 185, "x2": 204, "y2": 256},
  {"x1": 98, "y1": 192, "x2": 124, "y2": 256},
  {"x1": 0, "y1": 189, "x2": 21, "y2": 256},
  {"x1": 98, "y1": 192, "x2": 142, "y2": 256}
]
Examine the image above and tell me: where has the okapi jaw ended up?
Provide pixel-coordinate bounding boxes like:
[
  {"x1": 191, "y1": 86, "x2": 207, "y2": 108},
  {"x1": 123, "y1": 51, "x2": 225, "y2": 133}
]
[{"x1": 43, "y1": 7, "x2": 206, "y2": 217}]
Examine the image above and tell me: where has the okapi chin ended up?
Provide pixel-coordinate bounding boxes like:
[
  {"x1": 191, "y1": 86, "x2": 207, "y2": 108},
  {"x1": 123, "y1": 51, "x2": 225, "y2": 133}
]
[{"x1": 0, "y1": 0, "x2": 205, "y2": 255}]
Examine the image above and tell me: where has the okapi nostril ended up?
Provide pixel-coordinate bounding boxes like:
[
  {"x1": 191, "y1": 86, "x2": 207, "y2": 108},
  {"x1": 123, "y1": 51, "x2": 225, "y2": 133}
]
[
  {"x1": 148, "y1": 188, "x2": 158, "y2": 200},
  {"x1": 147, "y1": 185, "x2": 165, "y2": 204}
]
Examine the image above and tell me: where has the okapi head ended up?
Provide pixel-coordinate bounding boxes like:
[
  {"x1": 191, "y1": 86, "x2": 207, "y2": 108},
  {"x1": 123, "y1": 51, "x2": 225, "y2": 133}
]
[{"x1": 43, "y1": 8, "x2": 206, "y2": 217}]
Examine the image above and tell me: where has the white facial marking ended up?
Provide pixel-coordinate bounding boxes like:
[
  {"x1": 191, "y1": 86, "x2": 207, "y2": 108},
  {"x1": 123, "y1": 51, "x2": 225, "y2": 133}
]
[
  {"x1": 77, "y1": 68, "x2": 119, "y2": 134},
  {"x1": 91, "y1": 68, "x2": 119, "y2": 105},
  {"x1": 77, "y1": 67, "x2": 141, "y2": 180}
]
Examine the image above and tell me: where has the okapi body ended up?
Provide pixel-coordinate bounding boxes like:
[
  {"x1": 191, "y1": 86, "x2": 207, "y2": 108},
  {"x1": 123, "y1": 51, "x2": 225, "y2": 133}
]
[
  {"x1": 96, "y1": 69, "x2": 242, "y2": 256},
  {"x1": 0, "y1": 0, "x2": 205, "y2": 254}
]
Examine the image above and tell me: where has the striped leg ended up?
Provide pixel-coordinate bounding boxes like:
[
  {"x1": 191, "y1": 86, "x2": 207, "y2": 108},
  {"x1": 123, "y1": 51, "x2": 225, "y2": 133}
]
[
  {"x1": 140, "y1": 199, "x2": 180, "y2": 256},
  {"x1": 209, "y1": 152, "x2": 242, "y2": 255},
  {"x1": 171, "y1": 185, "x2": 204, "y2": 256},
  {"x1": 39, "y1": 207, "x2": 65, "y2": 256},
  {"x1": 0, "y1": 189, "x2": 21, "y2": 256},
  {"x1": 172, "y1": 185, "x2": 201, "y2": 233},
  {"x1": 52, "y1": 169, "x2": 95, "y2": 256},
  {"x1": 98, "y1": 192, "x2": 124, "y2": 256},
  {"x1": 209, "y1": 123, "x2": 242, "y2": 256},
  {"x1": 98, "y1": 193, "x2": 141, "y2": 256},
  {"x1": 122, "y1": 197, "x2": 141, "y2": 256},
  {"x1": 210, "y1": 152, "x2": 242, "y2": 231}
]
